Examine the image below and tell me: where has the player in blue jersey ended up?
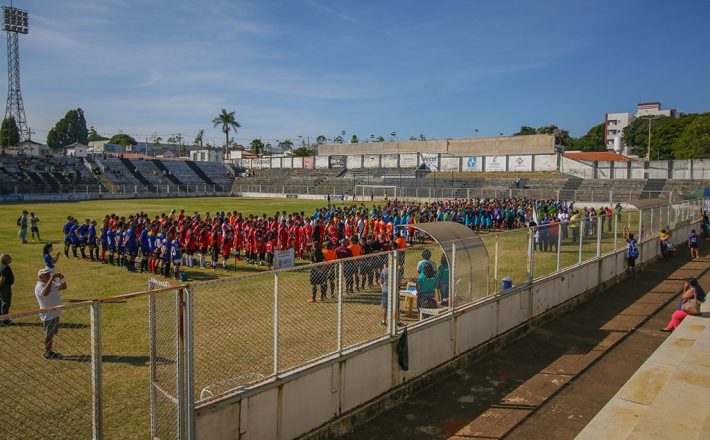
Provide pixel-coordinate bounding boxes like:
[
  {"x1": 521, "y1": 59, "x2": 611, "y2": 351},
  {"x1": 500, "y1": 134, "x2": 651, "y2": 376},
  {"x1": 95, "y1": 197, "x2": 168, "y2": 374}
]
[
  {"x1": 124, "y1": 222, "x2": 139, "y2": 272},
  {"x1": 74, "y1": 219, "x2": 90, "y2": 260},
  {"x1": 160, "y1": 231, "x2": 172, "y2": 278},
  {"x1": 689, "y1": 229, "x2": 700, "y2": 259},
  {"x1": 107, "y1": 226, "x2": 116, "y2": 265},
  {"x1": 99, "y1": 219, "x2": 109, "y2": 263},
  {"x1": 171, "y1": 233, "x2": 184, "y2": 280},
  {"x1": 63, "y1": 216, "x2": 74, "y2": 258},
  {"x1": 116, "y1": 224, "x2": 126, "y2": 268},
  {"x1": 139, "y1": 225, "x2": 150, "y2": 273},
  {"x1": 68, "y1": 219, "x2": 81, "y2": 259},
  {"x1": 87, "y1": 220, "x2": 98, "y2": 261}
]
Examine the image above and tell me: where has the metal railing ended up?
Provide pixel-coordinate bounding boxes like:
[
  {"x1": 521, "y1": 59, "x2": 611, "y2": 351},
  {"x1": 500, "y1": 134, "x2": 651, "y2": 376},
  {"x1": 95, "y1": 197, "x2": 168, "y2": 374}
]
[{"x1": 0, "y1": 198, "x2": 704, "y2": 439}]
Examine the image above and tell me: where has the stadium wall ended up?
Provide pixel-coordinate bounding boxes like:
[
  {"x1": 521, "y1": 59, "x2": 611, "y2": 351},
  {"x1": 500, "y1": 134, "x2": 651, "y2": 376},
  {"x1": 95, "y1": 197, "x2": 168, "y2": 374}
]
[
  {"x1": 193, "y1": 217, "x2": 702, "y2": 440},
  {"x1": 316, "y1": 135, "x2": 554, "y2": 156}
]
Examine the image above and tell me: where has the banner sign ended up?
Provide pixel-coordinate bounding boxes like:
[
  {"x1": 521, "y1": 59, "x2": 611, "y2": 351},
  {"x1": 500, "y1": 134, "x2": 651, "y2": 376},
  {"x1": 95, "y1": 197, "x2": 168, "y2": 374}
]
[
  {"x1": 485, "y1": 156, "x2": 505, "y2": 172},
  {"x1": 464, "y1": 156, "x2": 482, "y2": 172},
  {"x1": 273, "y1": 248, "x2": 295, "y2": 269},
  {"x1": 420, "y1": 153, "x2": 439, "y2": 170},
  {"x1": 329, "y1": 155, "x2": 346, "y2": 168},
  {"x1": 303, "y1": 156, "x2": 315, "y2": 169},
  {"x1": 508, "y1": 155, "x2": 532, "y2": 172}
]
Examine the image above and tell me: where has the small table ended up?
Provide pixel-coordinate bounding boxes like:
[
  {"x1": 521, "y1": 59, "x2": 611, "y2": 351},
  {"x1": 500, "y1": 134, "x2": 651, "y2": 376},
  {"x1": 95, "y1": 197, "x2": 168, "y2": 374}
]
[{"x1": 399, "y1": 289, "x2": 417, "y2": 315}]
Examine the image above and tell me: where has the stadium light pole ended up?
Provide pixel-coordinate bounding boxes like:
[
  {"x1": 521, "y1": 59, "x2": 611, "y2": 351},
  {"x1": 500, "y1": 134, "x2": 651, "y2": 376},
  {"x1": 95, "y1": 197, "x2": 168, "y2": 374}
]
[
  {"x1": 391, "y1": 131, "x2": 399, "y2": 196},
  {"x1": 639, "y1": 115, "x2": 661, "y2": 161},
  {"x1": 2, "y1": 5, "x2": 30, "y2": 147}
]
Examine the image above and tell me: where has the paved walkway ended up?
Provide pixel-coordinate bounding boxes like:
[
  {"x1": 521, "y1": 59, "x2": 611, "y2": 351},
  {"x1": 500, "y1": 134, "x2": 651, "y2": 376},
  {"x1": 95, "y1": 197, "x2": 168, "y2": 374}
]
[
  {"x1": 575, "y1": 282, "x2": 710, "y2": 440},
  {"x1": 343, "y1": 251, "x2": 710, "y2": 439}
]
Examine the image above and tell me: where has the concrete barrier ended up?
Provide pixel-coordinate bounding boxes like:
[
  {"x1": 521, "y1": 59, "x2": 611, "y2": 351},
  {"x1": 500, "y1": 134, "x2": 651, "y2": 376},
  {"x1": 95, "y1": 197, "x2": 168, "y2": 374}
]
[{"x1": 194, "y1": 220, "x2": 702, "y2": 440}]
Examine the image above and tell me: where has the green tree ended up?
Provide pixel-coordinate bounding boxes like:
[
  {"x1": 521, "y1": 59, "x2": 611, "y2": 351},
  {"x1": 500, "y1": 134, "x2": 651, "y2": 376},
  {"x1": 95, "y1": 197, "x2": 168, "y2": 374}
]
[
  {"x1": 513, "y1": 126, "x2": 537, "y2": 136},
  {"x1": 671, "y1": 113, "x2": 710, "y2": 159},
  {"x1": 212, "y1": 109, "x2": 241, "y2": 159},
  {"x1": 350, "y1": 135, "x2": 359, "y2": 144},
  {"x1": 194, "y1": 129, "x2": 205, "y2": 147},
  {"x1": 1, "y1": 117, "x2": 20, "y2": 151},
  {"x1": 316, "y1": 135, "x2": 327, "y2": 145},
  {"x1": 334, "y1": 135, "x2": 344, "y2": 144},
  {"x1": 376, "y1": 136, "x2": 385, "y2": 142},
  {"x1": 87, "y1": 126, "x2": 108, "y2": 142},
  {"x1": 568, "y1": 122, "x2": 606, "y2": 152},
  {"x1": 46, "y1": 108, "x2": 89, "y2": 150},
  {"x1": 278, "y1": 139, "x2": 294, "y2": 151},
  {"x1": 109, "y1": 134, "x2": 137, "y2": 147},
  {"x1": 290, "y1": 146, "x2": 314, "y2": 157},
  {"x1": 249, "y1": 138, "x2": 265, "y2": 157}
]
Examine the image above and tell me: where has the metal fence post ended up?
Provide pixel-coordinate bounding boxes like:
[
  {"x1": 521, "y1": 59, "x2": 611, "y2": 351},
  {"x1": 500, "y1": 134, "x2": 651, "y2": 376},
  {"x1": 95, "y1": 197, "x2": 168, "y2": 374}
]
[
  {"x1": 450, "y1": 242, "x2": 456, "y2": 310},
  {"x1": 638, "y1": 209, "x2": 643, "y2": 242},
  {"x1": 650, "y1": 207, "x2": 655, "y2": 238},
  {"x1": 176, "y1": 289, "x2": 185, "y2": 440},
  {"x1": 528, "y1": 227, "x2": 534, "y2": 282},
  {"x1": 578, "y1": 219, "x2": 584, "y2": 265},
  {"x1": 494, "y1": 234, "x2": 499, "y2": 294},
  {"x1": 337, "y1": 261, "x2": 343, "y2": 352},
  {"x1": 556, "y1": 224, "x2": 562, "y2": 272},
  {"x1": 390, "y1": 251, "x2": 399, "y2": 336},
  {"x1": 596, "y1": 215, "x2": 602, "y2": 258},
  {"x1": 184, "y1": 286, "x2": 195, "y2": 440},
  {"x1": 90, "y1": 301, "x2": 103, "y2": 440},
  {"x1": 273, "y1": 273, "x2": 279, "y2": 375},
  {"x1": 613, "y1": 213, "x2": 619, "y2": 251},
  {"x1": 148, "y1": 293, "x2": 157, "y2": 438}
]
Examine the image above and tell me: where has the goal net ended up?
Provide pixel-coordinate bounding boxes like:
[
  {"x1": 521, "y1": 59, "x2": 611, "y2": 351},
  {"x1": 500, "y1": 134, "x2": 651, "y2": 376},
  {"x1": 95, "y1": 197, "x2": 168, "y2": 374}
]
[{"x1": 353, "y1": 185, "x2": 397, "y2": 201}]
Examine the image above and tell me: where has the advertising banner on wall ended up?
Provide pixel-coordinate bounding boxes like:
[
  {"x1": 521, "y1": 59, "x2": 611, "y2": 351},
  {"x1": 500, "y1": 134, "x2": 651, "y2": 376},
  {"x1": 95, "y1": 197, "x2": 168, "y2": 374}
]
[
  {"x1": 400, "y1": 153, "x2": 417, "y2": 168},
  {"x1": 363, "y1": 155, "x2": 380, "y2": 168},
  {"x1": 303, "y1": 156, "x2": 314, "y2": 169},
  {"x1": 315, "y1": 156, "x2": 329, "y2": 169},
  {"x1": 346, "y1": 155, "x2": 362, "y2": 169},
  {"x1": 508, "y1": 155, "x2": 532, "y2": 172},
  {"x1": 382, "y1": 154, "x2": 398, "y2": 168},
  {"x1": 292, "y1": 157, "x2": 303, "y2": 169},
  {"x1": 254, "y1": 158, "x2": 271, "y2": 169},
  {"x1": 534, "y1": 154, "x2": 557, "y2": 171},
  {"x1": 439, "y1": 157, "x2": 459, "y2": 171},
  {"x1": 329, "y1": 155, "x2": 346, "y2": 168},
  {"x1": 420, "y1": 153, "x2": 439, "y2": 170},
  {"x1": 463, "y1": 156, "x2": 482, "y2": 172},
  {"x1": 484, "y1": 156, "x2": 506, "y2": 172},
  {"x1": 271, "y1": 157, "x2": 282, "y2": 168}
]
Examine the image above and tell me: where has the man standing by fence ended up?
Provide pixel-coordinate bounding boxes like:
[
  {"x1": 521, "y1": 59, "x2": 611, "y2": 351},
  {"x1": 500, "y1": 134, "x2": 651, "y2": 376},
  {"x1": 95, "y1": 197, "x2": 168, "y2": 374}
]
[{"x1": 34, "y1": 268, "x2": 67, "y2": 359}]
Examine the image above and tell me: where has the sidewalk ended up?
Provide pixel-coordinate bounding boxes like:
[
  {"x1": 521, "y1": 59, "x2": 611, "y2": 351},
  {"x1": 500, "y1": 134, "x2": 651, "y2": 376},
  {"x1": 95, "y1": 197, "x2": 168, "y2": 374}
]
[{"x1": 343, "y1": 251, "x2": 710, "y2": 439}]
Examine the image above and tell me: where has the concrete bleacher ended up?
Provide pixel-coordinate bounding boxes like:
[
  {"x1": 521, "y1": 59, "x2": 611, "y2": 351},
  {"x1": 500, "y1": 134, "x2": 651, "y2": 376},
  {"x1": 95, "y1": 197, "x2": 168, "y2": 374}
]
[
  {"x1": 576, "y1": 297, "x2": 710, "y2": 440},
  {"x1": 0, "y1": 155, "x2": 102, "y2": 194}
]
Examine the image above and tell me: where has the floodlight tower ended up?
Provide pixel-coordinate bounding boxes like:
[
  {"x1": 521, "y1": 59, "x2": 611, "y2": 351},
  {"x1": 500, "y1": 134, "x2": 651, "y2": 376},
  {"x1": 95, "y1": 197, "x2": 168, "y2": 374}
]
[{"x1": 2, "y1": 5, "x2": 29, "y2": 144}]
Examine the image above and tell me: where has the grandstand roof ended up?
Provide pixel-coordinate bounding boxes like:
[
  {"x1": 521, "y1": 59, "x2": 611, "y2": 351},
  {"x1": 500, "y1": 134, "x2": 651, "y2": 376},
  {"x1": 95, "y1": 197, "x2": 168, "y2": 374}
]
[{"x1": 564, "y1": 151, "x2": 632, "y2": 162}]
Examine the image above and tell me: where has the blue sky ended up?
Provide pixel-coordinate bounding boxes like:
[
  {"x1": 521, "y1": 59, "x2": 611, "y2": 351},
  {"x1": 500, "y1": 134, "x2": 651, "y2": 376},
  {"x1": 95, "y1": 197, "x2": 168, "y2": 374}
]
[{"x1": 8, "y1": 0, "x2": 710, "y2": 145}]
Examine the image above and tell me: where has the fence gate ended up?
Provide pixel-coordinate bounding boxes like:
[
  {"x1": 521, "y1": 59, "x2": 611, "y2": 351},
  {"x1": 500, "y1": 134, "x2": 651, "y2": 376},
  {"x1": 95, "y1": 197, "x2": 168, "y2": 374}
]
[{"x1": 148, "y1": 279, "x2": 189, "y2": 439}]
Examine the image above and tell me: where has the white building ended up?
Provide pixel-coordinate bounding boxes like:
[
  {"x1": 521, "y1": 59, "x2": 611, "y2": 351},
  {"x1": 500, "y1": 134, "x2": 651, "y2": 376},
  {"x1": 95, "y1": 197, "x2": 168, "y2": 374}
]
[
  {"x1": 604, "y1": 112, "x2": 633, "y2": 150},
  {"x1": 63, "y1": 142, "x2": 89, "y2": 158},
  {"x1": 190, "y1": 149, "x2": 223, "y2": 162},
  {"x1": 604, "y1": 102, "x2": 678, "y2": 151},
  {"x1": 16, "y1": 140, "x2": 50, "y2": 157}
]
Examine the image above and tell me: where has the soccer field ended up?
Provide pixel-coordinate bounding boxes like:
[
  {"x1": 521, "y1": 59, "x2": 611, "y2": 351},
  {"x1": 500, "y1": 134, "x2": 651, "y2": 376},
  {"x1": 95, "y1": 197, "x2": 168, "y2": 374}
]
[{"x1": 0, "y1": 196, "x2": 650, "y2": 438}]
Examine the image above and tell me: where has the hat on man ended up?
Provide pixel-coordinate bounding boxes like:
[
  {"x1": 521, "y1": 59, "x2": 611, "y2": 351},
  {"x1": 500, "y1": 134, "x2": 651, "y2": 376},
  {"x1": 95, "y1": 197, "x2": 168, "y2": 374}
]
[{"x1": 37, "y1": 267, "x2": 52, "y2": 277}]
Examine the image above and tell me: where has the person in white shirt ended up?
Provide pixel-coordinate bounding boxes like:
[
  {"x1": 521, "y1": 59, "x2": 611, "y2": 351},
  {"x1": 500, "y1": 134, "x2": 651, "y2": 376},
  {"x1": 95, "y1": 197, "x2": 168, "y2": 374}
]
[{"x1": 34, "y1": 268, "x2": 67, "y2": 359}]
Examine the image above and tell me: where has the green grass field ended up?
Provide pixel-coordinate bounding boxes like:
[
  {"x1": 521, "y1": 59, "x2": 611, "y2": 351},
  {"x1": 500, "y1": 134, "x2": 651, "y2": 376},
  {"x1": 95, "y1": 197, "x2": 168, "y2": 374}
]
[{"x1": 0, "y1": 196, "x2": 655, "y2": 439}]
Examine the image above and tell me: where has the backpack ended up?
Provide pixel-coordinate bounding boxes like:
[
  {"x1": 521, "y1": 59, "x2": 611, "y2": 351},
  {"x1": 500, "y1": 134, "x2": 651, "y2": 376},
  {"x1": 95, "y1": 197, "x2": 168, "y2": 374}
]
[
  {"x1": 628, "y1": 240, "x2": 639, "y2": 258},
  {"x1": 16, "y1": 216, "x2": 21, "y2": 226}
]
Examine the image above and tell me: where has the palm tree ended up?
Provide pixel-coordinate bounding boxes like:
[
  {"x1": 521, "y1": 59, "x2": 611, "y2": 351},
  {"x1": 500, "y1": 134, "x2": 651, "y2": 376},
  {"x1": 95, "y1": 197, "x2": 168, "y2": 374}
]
[{"x1": 212, "y1": 109, "x2": 241, "y2": 159}]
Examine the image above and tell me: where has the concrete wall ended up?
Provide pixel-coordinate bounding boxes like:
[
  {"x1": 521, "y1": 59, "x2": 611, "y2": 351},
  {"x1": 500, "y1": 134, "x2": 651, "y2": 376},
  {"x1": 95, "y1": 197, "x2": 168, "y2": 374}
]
[
  {"x1": 317, "y1": 135, "x2": 555, "y2": 157},
  {"x1": 195, "y1": 216, "x2": 702, "y2": 440}
]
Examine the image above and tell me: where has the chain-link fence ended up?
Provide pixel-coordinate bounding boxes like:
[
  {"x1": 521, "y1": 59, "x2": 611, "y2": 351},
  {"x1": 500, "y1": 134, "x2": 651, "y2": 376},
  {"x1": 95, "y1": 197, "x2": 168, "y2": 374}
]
[
  {"x1": 1, "y1": 198, "x2": 705, "y2": 438},
  {"x1": 0, "y1": 302, "x2": 93, "y2": 440}
]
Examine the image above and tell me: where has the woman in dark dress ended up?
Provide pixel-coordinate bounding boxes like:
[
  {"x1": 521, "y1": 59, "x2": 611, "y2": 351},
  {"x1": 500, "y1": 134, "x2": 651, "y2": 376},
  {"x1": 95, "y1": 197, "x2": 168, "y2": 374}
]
[{"x1": 0, "y1": 254, "x2": 14, "y2": 326}]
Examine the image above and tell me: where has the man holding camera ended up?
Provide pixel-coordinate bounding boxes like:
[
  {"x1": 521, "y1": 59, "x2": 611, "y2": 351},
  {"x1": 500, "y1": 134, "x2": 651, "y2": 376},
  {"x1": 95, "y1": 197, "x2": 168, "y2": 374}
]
[{"x1": 34, "y1": 268, "x2": 67, "y2": 359}]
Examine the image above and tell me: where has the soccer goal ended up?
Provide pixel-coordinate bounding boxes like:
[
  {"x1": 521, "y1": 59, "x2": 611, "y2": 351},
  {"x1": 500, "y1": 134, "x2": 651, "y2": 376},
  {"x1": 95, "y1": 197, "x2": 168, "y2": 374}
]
[{"x1": 354, "y1": 184, "x2": 397, "y2": 201}]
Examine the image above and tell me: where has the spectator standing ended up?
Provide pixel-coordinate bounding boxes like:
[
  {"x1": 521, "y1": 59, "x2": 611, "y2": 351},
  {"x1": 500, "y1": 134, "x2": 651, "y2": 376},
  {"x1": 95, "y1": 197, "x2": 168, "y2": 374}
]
[
  {"x1": 437, "y1": 254, "x2": 450, "y2": 306},
  {"x1": 34, "y1": 268, "x2": 67, "y2": 359},
  {"x1": 659, "y1": 229, "x2": 670, "y2": 259},
  {"x1": 29, "y1": 212, "x2": 41, "y2": 241},
  {"x1": 627, "y1": 233, "x2": 639, "y2": 279},
  {"x1": 43, "y1": 243, "x2": 61, "y2": 272},
  {"x1": 416, "y1": 262, "x2": 439, "y2": 309},
  {"x1": 380, "y1": 261, "x2": 389, "y2": 325},
  {"x1": 309, "y1": 243, "x2": 326, "y2": 302},
  {"x1": 17, "y1": 210, "x2": 29, "y2": 243},
  {"x1": 689, "y1": 229, "x2": 700, "y2": 259},
  {"x1": 0, "y1": 254, "x2": 14, "y2": 326},
  {"x1": 515, "y1": 176, "x2": 521, "y2": 189}
]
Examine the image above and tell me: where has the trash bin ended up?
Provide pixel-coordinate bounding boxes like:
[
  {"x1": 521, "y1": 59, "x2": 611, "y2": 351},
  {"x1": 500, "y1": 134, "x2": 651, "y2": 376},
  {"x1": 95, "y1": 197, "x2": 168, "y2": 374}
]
[
  {"x1": 502, "y1": 277, "x2": 513, "y2": 291},
  {"x1": 179, "y1": 272, "x2": 188, "y2": 282}
]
